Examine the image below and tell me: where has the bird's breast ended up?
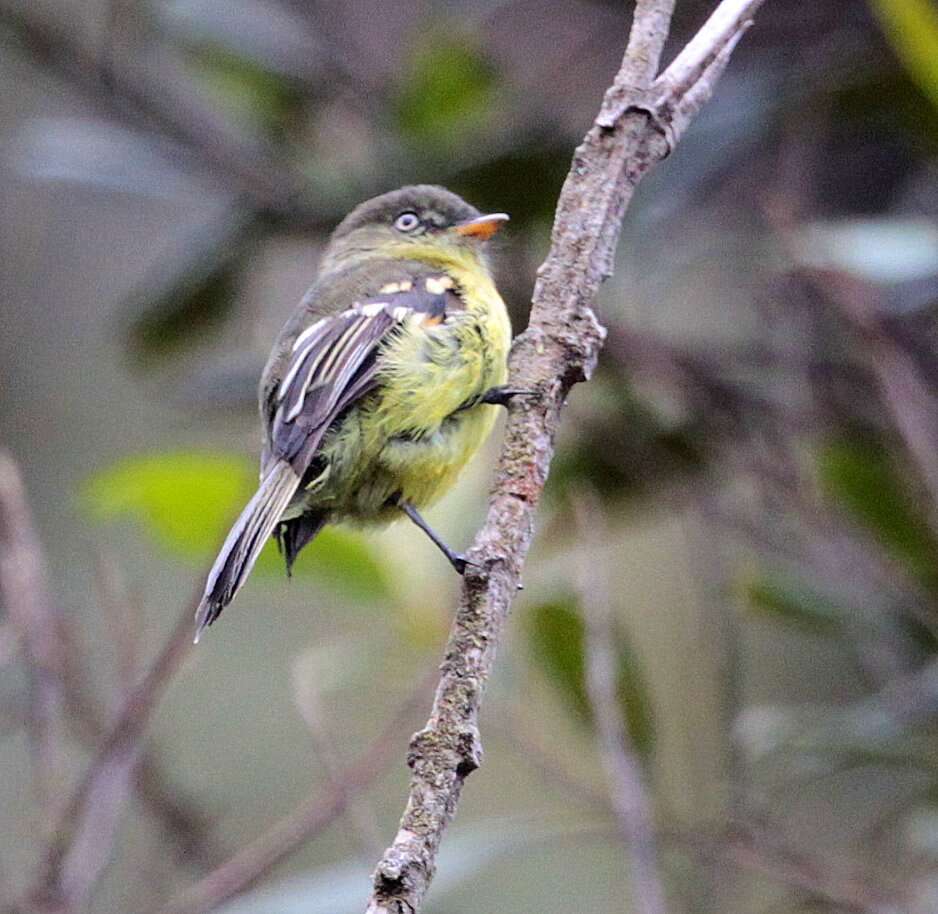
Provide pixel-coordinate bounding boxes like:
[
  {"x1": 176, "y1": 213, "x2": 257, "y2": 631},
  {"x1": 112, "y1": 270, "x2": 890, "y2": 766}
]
[
  {"x1": 304, "y1": 263, "x2": 511, "y2": 518},
  {"x1": 376, "y1": 282, "x2": 509, "y2": 429},
  {"x1": 363, "y1": 277, "x2": 509, "y2": 508}
]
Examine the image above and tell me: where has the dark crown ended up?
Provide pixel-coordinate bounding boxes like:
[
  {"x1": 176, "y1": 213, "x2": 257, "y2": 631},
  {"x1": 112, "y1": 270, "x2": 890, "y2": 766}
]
[{"x1": 331, "y1": 185, "x2": 481, "y2": 238}]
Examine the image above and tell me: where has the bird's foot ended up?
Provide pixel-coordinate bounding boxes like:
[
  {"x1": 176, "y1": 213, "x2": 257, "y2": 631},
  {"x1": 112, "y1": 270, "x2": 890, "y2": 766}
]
[
  {"x1": 478, "y1": 386, "x2": 537, "y2": 408},
  {"x1": 447, "y1": 550, "x2": 480, "y2": 575}
]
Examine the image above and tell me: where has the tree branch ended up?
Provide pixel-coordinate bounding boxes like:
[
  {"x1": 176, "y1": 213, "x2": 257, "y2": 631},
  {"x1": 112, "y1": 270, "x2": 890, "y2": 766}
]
[
  {"x1": 575, "y1": 495, "x2": 668, "y2": 914},
  {"x1": 28, "y1": 592, "x2": 198, "y2": 912},
  {"x1": 0, "y1": 451, "x2": 67, "y2": 828},
  {"x1": 665, "y1": 823, "x2": 903, "y2": 913},
  {"x1": 0, "y1": 452, "x2": 222, "y2": 913},
  {"x1": 363, "y1": 2, "x2": 765, "y2": 912},
  {"x1": 0, "y1": 2, "x2": 331, "y2": 229},
  {"x1": 159, "y1": 668, "x2": 437, "y2": 914},
  {"x1": 292, "y1": 653, "x2": 384, "y2": 862},
  {"x1": 656, "y1": 0, "x2": 758, "y2": 104}
]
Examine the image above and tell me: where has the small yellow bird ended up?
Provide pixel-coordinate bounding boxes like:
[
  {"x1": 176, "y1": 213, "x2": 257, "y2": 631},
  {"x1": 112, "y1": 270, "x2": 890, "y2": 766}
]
[{"x1": 195, "y1": 185, "x2": 518, "y2": 637}]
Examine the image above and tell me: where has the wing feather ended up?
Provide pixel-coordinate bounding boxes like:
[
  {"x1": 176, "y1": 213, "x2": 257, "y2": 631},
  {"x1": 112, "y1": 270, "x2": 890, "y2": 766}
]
[
  {"x1": 270, "y1": 278, "x2": 458, "y2": 475},
  {"x1": 271, "y1": 311, "x2": 390, "y2": 469}
]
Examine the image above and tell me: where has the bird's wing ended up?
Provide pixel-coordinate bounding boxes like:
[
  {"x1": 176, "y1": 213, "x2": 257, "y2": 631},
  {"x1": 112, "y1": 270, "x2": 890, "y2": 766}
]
[{"x1": 269, "y1": 279, "x2": 458, "y2": 475}]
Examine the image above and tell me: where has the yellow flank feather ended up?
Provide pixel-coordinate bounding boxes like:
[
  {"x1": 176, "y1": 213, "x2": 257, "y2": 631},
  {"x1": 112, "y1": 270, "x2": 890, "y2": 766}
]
[{"x1": 303, "y1": 243, "x2": 511, "y2": 524}]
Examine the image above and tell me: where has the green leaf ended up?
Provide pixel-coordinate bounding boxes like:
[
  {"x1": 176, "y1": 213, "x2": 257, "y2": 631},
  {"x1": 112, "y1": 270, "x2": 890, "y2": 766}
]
[
  {"x1": 526, "y1": 598, "x2": 654, "y2": 754},
  {"x1": 284, "y1": 526, "x2": 387, "y2": 602},
  {"x1": 817, "y1": 435, "x2": 938, "y2": 592},
  {"x1": 615, "y1": 635, "x2": 655, "y2": 757},
  {"x1": 187, "y1": 45, "x2": 305, "y2": 137},
  {"x1": 870, "y1": 0, "x2": 938, "y2": 111},
  {"x1": 743, "y1": 574, "x2": 845, "y2": 635},
  {"x1": 83, "y1": 451, "x2": 254, "y2": 554},
  {"x1": 527, "y1": 598, "x2": 590, "y2": 719},
  {"x1": 81, "y1": 452, "x2": 388, "y2": 600},
  {"x1": 395, "y1": 31, "x2": 497, "y2": 154}
]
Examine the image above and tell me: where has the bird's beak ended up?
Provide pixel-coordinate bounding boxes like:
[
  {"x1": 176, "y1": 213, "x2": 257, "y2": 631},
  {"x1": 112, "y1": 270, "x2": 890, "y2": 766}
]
[{"x1": 454, "y1": 212, "x2": 510, "y2": 240}]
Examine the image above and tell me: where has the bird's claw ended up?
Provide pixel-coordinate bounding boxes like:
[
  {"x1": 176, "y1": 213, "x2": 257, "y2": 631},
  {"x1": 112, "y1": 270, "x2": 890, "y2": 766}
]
[
  {"x1": 479, "y1": 386, "x2": 537, "y2": 408},
  {"x1": 450, "y1": 552, "x2": 480, "y2": 575}
]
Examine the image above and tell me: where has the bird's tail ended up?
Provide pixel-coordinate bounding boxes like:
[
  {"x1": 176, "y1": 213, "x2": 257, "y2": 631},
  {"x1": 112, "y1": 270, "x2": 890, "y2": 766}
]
[{"x1": 194, "y1": 460, "x2": 301, "y2": 640}]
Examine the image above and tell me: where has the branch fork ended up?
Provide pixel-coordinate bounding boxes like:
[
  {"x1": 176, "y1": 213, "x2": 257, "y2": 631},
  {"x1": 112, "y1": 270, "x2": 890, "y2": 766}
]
[{"x1": 364, "y1": 2, "x2": 765, "y2": 913}]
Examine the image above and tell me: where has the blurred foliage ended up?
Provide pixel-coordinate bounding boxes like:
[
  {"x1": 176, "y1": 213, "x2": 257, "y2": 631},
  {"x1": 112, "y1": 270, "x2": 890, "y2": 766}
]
[
  {"x1": 525, "y1": 597, "x2": 655, "y2": 755},
  {"x1": 458, "y1": 141, "x2": 572, "y2": 227},
  {"x1": 124, "y1": 219, "x2": 262, "y2": 365},
  {"x1": 817, "y1": 434, "x2": 938, "y2": 594},
  {"x1": 82, "y1": 452, "x2": 388, "y2": 601},
  {"x1": 870, "y1": 0, "x2": 938, "y2": 112},
  {"x1": 83, "y1": 451, "x2": 254, "y2": 553},
  {"x1": 550, "y1": 370, "x2": 704, "y2": 505},
  {"x1": 187, "y1": 45, "x2": 307, "y2": 139},
  {"x1": 5, "y1": 0, "x2": 938, "y2": 911},
  {"x1": 743, "y1": 573, "x2": 847, "y2": 636},
  {"x1": 395, "y1": 29, "x2": 497, "y2": 156}
]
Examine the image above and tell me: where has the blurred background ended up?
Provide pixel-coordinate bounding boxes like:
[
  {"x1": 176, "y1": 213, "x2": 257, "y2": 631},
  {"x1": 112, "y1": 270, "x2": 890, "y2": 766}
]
[{"x1": 2, "y1": 0, "x2": 938, "y2": 912}]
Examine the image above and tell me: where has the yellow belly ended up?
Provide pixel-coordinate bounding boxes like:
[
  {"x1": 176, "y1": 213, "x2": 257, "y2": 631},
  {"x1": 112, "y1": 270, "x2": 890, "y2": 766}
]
[
  {"x1": 376, "y1": 398, "x2": 501, "y2": 507},
  {"x1": 305, "y1": 266, "x2": 510, "y2": 523}
]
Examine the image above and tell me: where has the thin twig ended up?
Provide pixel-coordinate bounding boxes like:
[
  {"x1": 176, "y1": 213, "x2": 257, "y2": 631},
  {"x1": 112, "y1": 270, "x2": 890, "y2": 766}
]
[
  {"x1": 86, "y1": 555, "x2": 219, "y2": 864},
  {"x1": 47, "y1": 611, "x2": 224, "y2": 871},
  {"x1": 666, "y1": 823, "x2": 905, "y2": 913},
  {"x1": 93, "y1": 549, "x2": 142, "y2": 700},
  {"x1": 655, "y1": 0, "x2": 758, "y2": 104},
  {"x1": 363, "y1": 2, "x2": 764, "y2": 912},
  {"x1": 0, "y1": 451, "x2": 67, "y2": 829},
  {"x1": 495, "y1": 705, "x2": 611, "y2": 814},
  {"x1": 575, "y1": 494, "x2": 668, "y2": 914},
  {"x1": 0, "y1": 451, "x2": 220, "y2": 907},
  {"x1": 761, "y1": 183, "x2": 938, "y2": 536},
  {"x1": 159, "y1": 667, "x2": 438, "y2": 914},
  {"x1": 28, "y1": 591, "x2": 199, "y2": 912},
  {"x1": 292, "y1": 652, "x2": 384, "y2": 862},
  {"x1": 813, "y1": 271, "x2": 938, "y2": 527},
  {"x1": 0, "y1": 2, "x2": 331, "y2": 229}
]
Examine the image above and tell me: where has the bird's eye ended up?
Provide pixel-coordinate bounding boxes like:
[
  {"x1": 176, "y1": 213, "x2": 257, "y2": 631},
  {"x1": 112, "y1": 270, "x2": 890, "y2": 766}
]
[{"x1": 394, "y1": 211, "x2": 421, "y2": 233}]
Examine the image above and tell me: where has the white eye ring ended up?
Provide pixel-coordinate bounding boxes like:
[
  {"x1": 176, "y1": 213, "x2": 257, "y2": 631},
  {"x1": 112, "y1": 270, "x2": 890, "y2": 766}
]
[{"x1": 394, "y1": 211, "x2": 421, "y2": 232}]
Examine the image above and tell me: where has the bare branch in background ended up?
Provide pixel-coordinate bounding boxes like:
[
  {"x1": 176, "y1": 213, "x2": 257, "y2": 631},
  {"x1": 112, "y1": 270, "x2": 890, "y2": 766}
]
[
  {"x1": 0, "y1": 451, "x2": 67, "y2": 828},
  {"x1": 0, "y1": 453, "x2": 221, "y2": 913},
  {"x1": 812, "y1": 271, "x2": 938, "y2": 526},
  {"x1": 292, "y1": 654, "x2": 384, "y2": 862},
  {"x1": 667, "y1": 824, "x2": 905, "y2": 913},
  {"x1": 160, "y1": 668, "x2": 438, "y2": 914},
  {"x1": 494, "y1": 706, "x2": 611, "y2": 814},
  {"x1": 502, "y1": 702, "x2": 909, "y2": 912},
  {"x1": 54, "y1": 620, "x2": 223, "y2": 871},
  {"x1": 93, "y1": 550, "x2": 142, "y2": 699},
  {"x1": 762, "y1": 188, "x2": 938, "y2": 539},
  {"x1": 575, "y1": 494, "x2": 668, "y2": 914},
  {"x1": 364, "y1": 2, "x2": 765, "y2": 912},
  {"x1": 0, "y1": 2, "x2": 332, "y2": 229},
  {"x1": 28, "y1": 594, "x2": 198, "y2": 913}
]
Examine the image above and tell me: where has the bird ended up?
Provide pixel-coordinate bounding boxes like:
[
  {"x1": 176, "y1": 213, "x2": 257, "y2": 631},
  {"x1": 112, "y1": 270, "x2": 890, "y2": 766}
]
[{"x1": 194, "y1": 185, "x2": 521, "y2": 639}]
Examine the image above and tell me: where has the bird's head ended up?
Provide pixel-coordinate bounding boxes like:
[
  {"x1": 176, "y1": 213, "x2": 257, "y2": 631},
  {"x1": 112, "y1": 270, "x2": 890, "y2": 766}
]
[{"x1": 321, "y1": 185, "x2": 509, "y2": 273}]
